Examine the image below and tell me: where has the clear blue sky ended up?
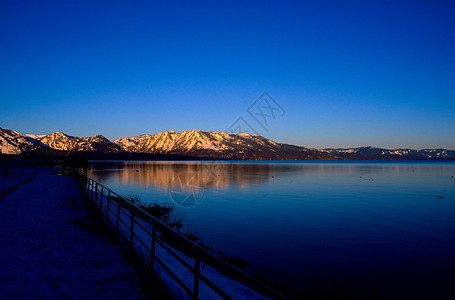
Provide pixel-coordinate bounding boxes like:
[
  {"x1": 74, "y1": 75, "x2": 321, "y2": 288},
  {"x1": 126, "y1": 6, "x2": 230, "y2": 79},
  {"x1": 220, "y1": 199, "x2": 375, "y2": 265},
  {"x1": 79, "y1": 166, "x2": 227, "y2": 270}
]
[{"x1": 1, "y1": 0, "x2": 454, "y2": 149}]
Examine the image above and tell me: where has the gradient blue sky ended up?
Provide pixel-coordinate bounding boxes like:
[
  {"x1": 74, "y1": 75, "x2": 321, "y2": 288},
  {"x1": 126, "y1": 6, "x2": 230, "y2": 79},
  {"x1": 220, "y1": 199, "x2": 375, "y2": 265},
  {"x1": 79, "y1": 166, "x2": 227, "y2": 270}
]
[{"x1": 1, "y1": 0, "x2": 454, "y2": 149}]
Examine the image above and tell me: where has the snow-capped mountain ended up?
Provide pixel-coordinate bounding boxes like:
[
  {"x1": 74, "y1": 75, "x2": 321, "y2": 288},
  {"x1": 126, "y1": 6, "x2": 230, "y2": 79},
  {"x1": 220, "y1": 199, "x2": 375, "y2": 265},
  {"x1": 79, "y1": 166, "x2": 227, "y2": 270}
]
[
  {"x1": 113, "y1": 130, "x2": 274, "y2": 153},
  {"x1": 39, "y1": 132, "x2": 122, "y2": 153},
  {"x1": 1, "y1": 127, "x2": 454, "y2": 160},
  {"x1": 0, "y1": 128, "x2": 121, "y2": 154},
  {"x1": 0, "y1": 128, "x2": 38, "y2": 154},
  {"x1": 322, "y1": 146, "x2": 455, "y2": 160},
  {"x1": 113, "y1": 130, "x2": 329, "y2": 159}
]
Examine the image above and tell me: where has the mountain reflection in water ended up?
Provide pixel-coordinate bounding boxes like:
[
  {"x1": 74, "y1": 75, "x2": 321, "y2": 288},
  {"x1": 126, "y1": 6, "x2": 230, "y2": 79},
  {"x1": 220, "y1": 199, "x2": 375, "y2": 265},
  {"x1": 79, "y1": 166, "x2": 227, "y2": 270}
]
[{"x1": 88, "y1": 161, "x2": 303, "y2": 192}]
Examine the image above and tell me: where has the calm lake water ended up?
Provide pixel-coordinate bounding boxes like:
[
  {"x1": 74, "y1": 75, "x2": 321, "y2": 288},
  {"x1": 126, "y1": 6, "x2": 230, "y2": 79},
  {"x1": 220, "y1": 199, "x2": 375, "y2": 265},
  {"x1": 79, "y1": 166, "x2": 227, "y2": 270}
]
[{"x1": 88, "y1": 161, "x2": 455, "y2": 299}]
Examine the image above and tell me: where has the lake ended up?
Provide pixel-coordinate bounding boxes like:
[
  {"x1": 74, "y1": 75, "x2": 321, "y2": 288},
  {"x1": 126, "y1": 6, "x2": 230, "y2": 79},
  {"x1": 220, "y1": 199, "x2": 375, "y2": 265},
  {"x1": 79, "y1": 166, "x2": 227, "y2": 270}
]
[{"x1": 88, "y1": 161, "x2": 455, "y2": 299}]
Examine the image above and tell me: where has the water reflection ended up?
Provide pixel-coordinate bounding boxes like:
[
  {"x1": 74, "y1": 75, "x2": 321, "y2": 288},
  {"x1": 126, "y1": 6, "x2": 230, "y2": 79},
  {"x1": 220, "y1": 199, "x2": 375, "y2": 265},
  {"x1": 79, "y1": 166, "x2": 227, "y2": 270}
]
[
  {"x1": 88, "y1": 161, "x2": 299, "y2": 191},
  {"x1": 88, "y1": 161, "x2": 451, "y2": 193}
]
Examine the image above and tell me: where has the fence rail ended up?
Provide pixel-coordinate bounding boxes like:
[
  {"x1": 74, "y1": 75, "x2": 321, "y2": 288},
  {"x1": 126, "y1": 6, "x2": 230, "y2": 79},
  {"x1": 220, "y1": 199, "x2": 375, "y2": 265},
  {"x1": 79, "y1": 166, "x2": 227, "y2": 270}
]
[{"x1": 71, "y1": 169, "x2": 287, "y2": 300}]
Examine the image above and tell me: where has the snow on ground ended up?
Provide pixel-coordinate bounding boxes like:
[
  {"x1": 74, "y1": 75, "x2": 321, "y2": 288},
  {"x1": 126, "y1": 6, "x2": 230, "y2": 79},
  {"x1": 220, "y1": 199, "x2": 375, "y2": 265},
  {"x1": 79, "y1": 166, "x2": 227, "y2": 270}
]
[
  {"x1": 0, "y1": 173, "x2": 145, "y2": 299},
  {"x1": 0, "y1": 165, "x2": 36, "y2": 195}
]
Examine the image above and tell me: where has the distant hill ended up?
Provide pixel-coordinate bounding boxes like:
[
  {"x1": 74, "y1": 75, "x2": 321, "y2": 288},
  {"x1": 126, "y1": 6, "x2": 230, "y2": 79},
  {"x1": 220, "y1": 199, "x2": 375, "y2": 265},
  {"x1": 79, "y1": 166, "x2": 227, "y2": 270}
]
[{"x1": 1, "y1": 127, "x2": 454, "y2": 160}]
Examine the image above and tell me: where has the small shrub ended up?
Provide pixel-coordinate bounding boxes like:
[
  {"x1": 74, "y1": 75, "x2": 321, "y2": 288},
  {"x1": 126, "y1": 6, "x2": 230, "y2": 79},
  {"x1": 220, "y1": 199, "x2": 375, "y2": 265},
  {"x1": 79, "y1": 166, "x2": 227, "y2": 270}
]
[{"x1": 125, "y1": 196, "x2": 192, "y2": 238}]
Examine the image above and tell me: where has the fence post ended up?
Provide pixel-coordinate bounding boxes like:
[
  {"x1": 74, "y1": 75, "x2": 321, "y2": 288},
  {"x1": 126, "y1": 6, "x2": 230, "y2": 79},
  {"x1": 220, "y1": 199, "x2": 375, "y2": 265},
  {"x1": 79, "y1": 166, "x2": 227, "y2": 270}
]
[
  {"x1": 194, "y1": 253, "x2": 201, "y2": 299},
  {"x1": 100, "y1": 186, "x2": 105, "y2": 210},
  {"x1": 94, "y1": 182, "x2": 98, "y2": 203},
  {"x1": 97, "y1": 183, "x2": 100, "y2": 205},
  {"x1": 106, "y1": 190, "x2": 111, "y2": 222},
  {"x1": 129, "y1": 211, "x2": 135, "y2": 253},
  {"x1": 150, "y1": 222, "x2": 157, "y2": 271},
  {"x1": 116, "y1": 204, "x2": 121, "y2": 236}
]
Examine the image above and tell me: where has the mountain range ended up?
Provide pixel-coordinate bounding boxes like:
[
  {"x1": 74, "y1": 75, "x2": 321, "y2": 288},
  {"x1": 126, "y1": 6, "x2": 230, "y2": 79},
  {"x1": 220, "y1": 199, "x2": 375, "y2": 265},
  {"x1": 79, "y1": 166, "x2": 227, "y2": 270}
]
[{"x1": 1, "y1": 127, "x2": 454, "y2": 160}]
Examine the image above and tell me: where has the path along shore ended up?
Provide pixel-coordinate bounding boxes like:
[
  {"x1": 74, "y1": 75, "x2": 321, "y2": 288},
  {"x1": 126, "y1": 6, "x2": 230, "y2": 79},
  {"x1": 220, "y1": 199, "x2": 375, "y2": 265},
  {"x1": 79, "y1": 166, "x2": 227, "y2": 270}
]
[{"x1": 0, "y1": 170, "x2": 146, "y2": 298}]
